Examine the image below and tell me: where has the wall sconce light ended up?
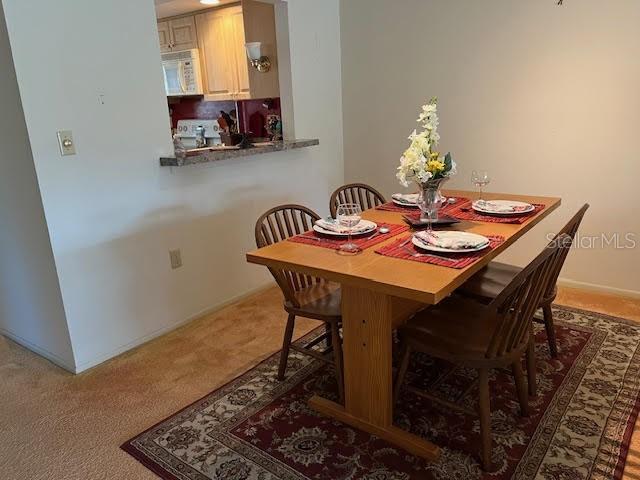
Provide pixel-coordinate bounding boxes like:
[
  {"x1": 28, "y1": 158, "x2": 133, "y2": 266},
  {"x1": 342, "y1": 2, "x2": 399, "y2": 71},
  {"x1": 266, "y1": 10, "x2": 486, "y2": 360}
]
[{"x1": 245, "y1": 42, "x2": 271, "y2": 73}]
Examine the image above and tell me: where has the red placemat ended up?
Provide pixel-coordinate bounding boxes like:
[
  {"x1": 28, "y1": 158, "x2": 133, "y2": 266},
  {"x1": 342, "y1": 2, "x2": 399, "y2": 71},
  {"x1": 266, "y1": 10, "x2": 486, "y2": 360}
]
[
  {"x1": 376, "y1": 202, "x2": 420, "y2": 213},
  {"x1": 448, "y1": 200, "x2": 546, "y2": 224},
  {"x1": 375, "y1": 234, "x2": 505, "y2": 269},
  {"x1": 376, "y1": 197, "x2": 471, "y2": 214},
  {"x1": 287, "y1": 223, "x2": 408, "y2": 251}
]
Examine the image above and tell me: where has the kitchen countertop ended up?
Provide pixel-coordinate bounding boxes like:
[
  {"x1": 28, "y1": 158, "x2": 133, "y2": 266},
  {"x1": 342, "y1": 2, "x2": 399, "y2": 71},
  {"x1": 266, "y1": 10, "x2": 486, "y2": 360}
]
[{"x1": 160, "y1": 139, "x2": 320, "y2": 167}]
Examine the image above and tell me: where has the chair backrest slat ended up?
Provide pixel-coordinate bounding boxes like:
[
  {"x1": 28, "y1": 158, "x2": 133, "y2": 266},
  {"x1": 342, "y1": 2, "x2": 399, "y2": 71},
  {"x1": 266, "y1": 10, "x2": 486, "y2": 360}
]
[
  {"x1": 357, "y1": 188, "x2": 367, "y2": 211},
  {"x1": 330, "y1": 183, "x2": 386, "y2": 217},
  {"x1": 543, "y1": 204, "x2": 589, "y2": 298},
  {"x1": 506, "y1": 260, "x2": 550, "y2": 353},
  {"x1": 496, "y1": 282, "x2": 531, "y2": 356},
  {"x1": 282, "y1": 209, "x2": 295, "y2": 237},
  {"x1": 485, "y1": 235, "x2": 571, "y2": 359},
  {"x1": 255, "y1": 204, "x2": 323, "y2": 307},
  {"x1": 486, "y1": 204, "x2": 589, "y2": 358}
]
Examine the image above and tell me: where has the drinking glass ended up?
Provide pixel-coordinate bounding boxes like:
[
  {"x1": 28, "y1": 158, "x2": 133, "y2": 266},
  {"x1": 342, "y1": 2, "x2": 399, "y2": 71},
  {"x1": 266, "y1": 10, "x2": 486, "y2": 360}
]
[
  {"x1": 471, "y1": 170, "x2": 491, "y2": 201},
  {"x1": 336, "y1": 203, "x2": 363, "y2": 255}
]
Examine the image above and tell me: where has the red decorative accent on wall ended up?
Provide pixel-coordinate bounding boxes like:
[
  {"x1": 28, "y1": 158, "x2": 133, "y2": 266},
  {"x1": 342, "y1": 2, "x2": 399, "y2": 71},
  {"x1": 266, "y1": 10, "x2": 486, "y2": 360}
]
[
  {"x1": 237, "y1": 98, "x2": 281, "y2": 138},
  {"x1": 168, "y1": 98, "x2": 236, "y2": 129}
]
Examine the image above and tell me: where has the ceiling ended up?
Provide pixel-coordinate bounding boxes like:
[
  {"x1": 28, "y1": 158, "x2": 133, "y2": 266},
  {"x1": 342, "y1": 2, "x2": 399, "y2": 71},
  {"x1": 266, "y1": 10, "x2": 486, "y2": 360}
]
[{"x1": 154, "y1": 0, "x2": 239, "y2": 19}]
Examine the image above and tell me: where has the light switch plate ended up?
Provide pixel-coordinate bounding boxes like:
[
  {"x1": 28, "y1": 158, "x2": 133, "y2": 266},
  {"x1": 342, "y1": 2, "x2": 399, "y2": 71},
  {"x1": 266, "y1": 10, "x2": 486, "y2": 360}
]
[{"x1": 57, "y1": 130, "x2": 76, "y2": 156}]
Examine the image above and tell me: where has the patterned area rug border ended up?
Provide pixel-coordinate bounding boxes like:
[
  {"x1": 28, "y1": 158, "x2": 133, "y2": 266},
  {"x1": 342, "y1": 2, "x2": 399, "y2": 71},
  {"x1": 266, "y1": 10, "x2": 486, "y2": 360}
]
[
  {"x1": 121, "y1": 306, "x2": 640, "y2": 480},
  {"x1": 533, "y1": 306, "x2": 640, "y2": 480},
  {"x1": 553, "y1": 304, "x2": 640, "y2": 327},
  {"x1": 537, "y1": 305, "x2": 640, "y2": 480},
  {"x1": 121, "y1": 330, "x2": 326, "y2": 480},
  {"x1": 602, "y1": 342, "x2": 640, "y2": 479}
]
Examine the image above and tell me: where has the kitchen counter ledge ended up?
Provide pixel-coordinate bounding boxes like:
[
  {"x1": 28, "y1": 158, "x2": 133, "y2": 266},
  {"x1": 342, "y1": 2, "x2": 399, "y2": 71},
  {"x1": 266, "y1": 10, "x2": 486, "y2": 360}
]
[{"x1": 160, "y1": 139, "x2": 320, "y2": 167}]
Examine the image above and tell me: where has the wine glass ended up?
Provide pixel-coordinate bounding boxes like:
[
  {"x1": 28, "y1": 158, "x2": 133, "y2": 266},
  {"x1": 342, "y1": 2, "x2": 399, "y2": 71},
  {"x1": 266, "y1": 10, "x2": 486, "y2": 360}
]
[
  {"x1": 336, "y1": 203, "x2": 363, "y2": 255},
  {"x1": 471, "y1": 170, "x2": 491, "y2": 201}
]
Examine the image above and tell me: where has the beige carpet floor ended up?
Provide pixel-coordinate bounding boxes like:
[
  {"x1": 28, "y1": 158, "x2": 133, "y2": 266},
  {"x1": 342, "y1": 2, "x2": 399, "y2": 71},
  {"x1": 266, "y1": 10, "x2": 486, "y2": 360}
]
[{"x1": 1, "y1": 286, "x2": 639, "y2": 480}]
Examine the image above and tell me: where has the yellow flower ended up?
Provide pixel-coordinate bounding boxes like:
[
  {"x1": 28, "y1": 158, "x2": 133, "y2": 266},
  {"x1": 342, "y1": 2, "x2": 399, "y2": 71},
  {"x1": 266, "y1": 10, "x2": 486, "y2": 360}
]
[{"x1": 426, "y1": 159, "x2": 445, "y2": 174}]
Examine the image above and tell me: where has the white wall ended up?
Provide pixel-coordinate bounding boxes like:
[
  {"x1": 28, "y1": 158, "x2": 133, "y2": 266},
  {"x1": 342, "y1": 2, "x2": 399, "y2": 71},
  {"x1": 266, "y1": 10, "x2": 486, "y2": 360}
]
[
  {"x1": 3, "y1": 0, "x2": 343, "y2": 371},
  {"x1": 341, "y1": 0, "x2": 640, "y2": 296},
  {"x1": 0, "y1": 2, "x2": 74, "y2": 369}
]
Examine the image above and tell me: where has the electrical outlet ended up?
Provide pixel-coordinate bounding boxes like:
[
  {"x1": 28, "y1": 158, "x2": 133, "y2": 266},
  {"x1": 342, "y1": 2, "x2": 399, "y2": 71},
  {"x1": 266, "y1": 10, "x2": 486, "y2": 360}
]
[{"x1": 169, "y1": 249, "x2": 182, "y2": 269}]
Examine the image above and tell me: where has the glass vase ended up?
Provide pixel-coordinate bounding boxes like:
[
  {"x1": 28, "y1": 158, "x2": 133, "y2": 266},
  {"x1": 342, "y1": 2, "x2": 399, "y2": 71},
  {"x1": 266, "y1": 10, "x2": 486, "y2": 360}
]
[{"x1": 418, "y1": 178, "x2": 447, "y2": 227}]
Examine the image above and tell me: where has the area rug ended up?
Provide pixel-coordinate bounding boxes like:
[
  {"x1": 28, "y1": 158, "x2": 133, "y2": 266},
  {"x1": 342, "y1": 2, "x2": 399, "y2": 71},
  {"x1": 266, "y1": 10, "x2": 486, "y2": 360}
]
[{"x1": 122, "y1": 306, "x2": 640, "y2": 479}]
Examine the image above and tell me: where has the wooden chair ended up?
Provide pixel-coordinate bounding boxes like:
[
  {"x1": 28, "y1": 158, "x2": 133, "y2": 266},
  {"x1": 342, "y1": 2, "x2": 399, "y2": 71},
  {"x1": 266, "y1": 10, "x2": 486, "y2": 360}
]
[
  {"x1": 255, "y1": 204, "x2": 344, "y2": 403},
  {"x1": 329, "y1": 183, "x2": 386, "y2": 218},
  {"x1": 393, "y1": 235, "x2": 570, "y2": 470},
  {"x1": 459, "y1": 204, "x2": 589, "y2": 358}
]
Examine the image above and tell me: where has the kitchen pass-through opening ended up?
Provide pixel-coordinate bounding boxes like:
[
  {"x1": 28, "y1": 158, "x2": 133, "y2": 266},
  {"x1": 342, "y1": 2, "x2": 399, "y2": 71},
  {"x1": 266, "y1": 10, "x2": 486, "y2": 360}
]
[{"x1": 154, "y1": 0, "x2": 296, "y2": 154}]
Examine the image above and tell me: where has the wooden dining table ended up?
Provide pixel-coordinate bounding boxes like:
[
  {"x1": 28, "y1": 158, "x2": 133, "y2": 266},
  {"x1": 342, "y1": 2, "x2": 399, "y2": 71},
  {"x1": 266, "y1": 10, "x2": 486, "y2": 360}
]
[{"x1": 246, "y1": 189, "x2": 561, "y2": 462}]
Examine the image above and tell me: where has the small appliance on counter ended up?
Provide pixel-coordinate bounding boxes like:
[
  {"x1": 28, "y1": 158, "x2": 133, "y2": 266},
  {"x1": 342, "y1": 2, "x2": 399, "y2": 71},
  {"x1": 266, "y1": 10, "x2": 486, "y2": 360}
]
[{"x1": 175, "y1": 119, "x2": 221, "y2": 150}]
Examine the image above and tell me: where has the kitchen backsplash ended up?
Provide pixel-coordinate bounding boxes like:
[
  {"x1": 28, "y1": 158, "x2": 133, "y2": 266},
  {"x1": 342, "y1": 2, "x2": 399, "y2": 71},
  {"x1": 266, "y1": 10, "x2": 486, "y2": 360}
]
[
  {"x1": 168, "y1": 97, "x2": 281, "y2": 138},
  {"x1": 237, "y1": 98, "x2": 281, "y2": 138},
  {"x1": 168, "y1": 98, "x2": 235, "y2": 129}
]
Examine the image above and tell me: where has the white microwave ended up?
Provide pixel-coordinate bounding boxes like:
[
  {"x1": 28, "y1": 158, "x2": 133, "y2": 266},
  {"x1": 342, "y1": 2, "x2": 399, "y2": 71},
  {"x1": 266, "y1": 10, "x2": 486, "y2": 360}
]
[{"x1": 161, "y1": 49, "x2": 204, "y2": 97}]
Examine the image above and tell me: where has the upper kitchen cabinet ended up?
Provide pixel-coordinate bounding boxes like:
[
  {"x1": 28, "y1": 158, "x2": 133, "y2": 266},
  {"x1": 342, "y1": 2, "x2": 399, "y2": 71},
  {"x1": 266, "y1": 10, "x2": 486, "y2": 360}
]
[
  {"x1": 158, "y1": 16, "x2": 198, "y2": 53},
  {"x1": 195, "y1": 7, "x2": 239, "y2": 101},
  {"x1": 157, "y1": 21, "x2": 172, "y2": 52},
  {"x1": 227, "y1": 7, "x2": 251, "y2": 99},
  {"x1": 195, "y1": 1, "x2": 279, "y2": 101},
  {"x1": 238, "y1": 0, "x2": 280, "y2": 100}
]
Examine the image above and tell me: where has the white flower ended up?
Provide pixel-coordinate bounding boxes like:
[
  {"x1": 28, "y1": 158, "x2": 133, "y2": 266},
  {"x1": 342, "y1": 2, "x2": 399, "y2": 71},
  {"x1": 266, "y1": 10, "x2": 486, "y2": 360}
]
[
  {"x1": 402, "y1": 148, "x2": 418, "y2": 163},
  {"x1": 418, "y1": 103, "x2": 438, "y2": 123},
  {"x1": 416, "y1": 170, "x2": 433, "y2": 183},
  {"x1": 396, "y1": 163, "x2": 410, "y2": 187},
  {"x1": 397, "y1": 97, "x2": 456, "y2": 187},
  {"x1": 423, "y1": 103, "x2": 437, "y2": 112},
  {"x1": 410, "y1": 135, "x2": 430, "y2": 154},
  {"x1": 419, "y1": 110, "x2": 440, "y2": 146}
]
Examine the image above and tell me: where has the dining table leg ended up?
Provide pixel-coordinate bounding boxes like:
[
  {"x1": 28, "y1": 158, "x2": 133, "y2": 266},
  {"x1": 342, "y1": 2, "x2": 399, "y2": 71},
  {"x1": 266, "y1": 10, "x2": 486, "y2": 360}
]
[{"x1": 308, "y1": 284, "x2": 440, "y2": 461}]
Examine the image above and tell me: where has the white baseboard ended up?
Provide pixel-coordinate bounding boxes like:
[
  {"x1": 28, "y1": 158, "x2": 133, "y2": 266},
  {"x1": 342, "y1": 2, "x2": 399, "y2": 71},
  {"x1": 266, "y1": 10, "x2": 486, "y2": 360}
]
[
  {"x1": 0, "y1": 328, "x2": 76, "y2": 373},
  {"x1": 557, "y1": 277, "x2": 640, "y2": 300},
  {"x1": 73, "y1": 283, "x2": 275, "y2": 374}
]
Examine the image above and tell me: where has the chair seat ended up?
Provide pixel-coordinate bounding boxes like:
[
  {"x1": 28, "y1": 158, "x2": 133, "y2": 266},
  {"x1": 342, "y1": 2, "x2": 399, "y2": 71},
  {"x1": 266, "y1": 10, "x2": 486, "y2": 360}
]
[
  {"x1": 460, "y1": 261, "x2": 558, "y2": 305},
  {"x1": 459, "y1": 261, "x2": 521, "y2": 300},
  {"x1": 284, "y1": 283, "x2": 342, "y2": 322},
  {"x1": 399, "y1": 296, "x2": 500, "y2": 361}
]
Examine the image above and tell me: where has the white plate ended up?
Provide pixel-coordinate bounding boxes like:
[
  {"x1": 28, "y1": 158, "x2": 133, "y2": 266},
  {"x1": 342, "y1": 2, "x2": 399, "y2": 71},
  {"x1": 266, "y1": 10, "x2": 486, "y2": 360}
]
[
  {"x1": 392, "y1": 198, "x2": 420, "y2": 208},
  {"x1": 391, "y1": 193, "x2": 420, "y2": 208},
  {"x1": 412, "y1": 231, "x2": 490, "y2": 253},
  {"x1": 313, "y1": 219, "x2": 378, "y2": 237},
  {"x1": 472, "y1": 200, "x2": 535, "y2": 216}
]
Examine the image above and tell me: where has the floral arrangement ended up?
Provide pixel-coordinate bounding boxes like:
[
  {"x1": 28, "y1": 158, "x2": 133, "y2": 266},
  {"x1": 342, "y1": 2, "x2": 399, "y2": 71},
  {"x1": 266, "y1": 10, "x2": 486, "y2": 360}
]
[{"x1": 396, "y1": 97, "x2": 457, "y2": 187}]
